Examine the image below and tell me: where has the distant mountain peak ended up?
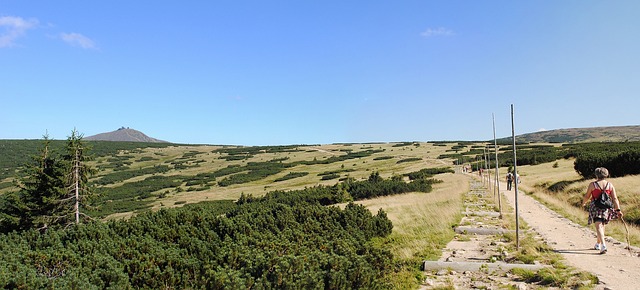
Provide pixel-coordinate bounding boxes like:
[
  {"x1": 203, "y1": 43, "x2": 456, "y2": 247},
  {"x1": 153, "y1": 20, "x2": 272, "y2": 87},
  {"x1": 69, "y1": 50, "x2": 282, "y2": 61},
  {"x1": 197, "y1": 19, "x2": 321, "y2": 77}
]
[{"x1": 85, "y1": 128, "x2": 168, "y2": 143}]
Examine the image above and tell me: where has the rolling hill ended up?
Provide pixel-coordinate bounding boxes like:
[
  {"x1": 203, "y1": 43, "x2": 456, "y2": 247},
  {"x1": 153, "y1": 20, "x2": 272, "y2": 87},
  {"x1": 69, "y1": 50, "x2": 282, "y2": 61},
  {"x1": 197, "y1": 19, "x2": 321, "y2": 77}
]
[{"x1": 500, "y1": 125, "x2": 640, "y2": 143}]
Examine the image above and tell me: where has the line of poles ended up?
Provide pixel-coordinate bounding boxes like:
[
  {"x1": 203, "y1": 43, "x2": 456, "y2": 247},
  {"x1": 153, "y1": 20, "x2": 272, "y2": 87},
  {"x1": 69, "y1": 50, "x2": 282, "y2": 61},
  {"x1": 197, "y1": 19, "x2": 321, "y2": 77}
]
[{"x1": 461, "y1": 104, "x2": 520, "y2": 249}]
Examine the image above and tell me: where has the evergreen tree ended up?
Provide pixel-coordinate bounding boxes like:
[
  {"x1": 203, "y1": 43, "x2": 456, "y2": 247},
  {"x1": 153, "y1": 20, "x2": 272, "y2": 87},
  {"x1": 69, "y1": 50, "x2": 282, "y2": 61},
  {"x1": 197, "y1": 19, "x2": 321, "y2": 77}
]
[
  {"x1": 60, "y1": 129, "x2": 96, "y2": 225},
  {"x1": 0, "y1": 134, "x2": 66, "y2": 232},
  {"x1": 368, "y1": 171, "x2": 383, "y2": 183}
]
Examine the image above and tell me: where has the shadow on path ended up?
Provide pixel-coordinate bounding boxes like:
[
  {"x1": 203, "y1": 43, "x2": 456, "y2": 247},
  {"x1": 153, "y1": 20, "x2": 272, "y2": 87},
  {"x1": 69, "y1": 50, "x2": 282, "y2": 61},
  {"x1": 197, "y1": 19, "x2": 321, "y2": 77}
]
[{"x1": 554, "y1": 248, "x2": 602, "y2": 255}]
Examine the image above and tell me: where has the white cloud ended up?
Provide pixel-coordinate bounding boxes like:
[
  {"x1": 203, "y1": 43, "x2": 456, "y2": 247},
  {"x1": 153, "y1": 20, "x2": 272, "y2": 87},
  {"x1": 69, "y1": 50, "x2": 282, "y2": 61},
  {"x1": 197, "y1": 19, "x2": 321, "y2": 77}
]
[
  {"x1": 60, "y1": 32, "x2": 96, "y2": 49},
  {"x1": 420, "y1": 27, "x2": 454, "y2": 38},
  {"x1": 537, "y1": 128, "x2": 547, "y2": 132},
  {"x1": 0, "y1": 16, "x2": 38, "y2": 48}
]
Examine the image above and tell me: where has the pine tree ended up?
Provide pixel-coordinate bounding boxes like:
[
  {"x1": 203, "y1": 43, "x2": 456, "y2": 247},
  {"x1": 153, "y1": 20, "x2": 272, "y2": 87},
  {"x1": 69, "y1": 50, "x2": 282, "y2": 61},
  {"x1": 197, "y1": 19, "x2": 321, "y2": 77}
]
[
  {"x1": 60, "y1": 129, "x2": 96, "y2": 225},
  {"x1": 0, "y1": 134, "x2": 66, "y2": 232}
]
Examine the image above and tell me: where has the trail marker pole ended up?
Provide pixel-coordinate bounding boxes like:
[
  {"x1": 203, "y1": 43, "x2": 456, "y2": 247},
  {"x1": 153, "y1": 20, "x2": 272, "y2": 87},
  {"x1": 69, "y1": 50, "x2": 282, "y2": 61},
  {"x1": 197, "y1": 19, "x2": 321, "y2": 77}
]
[
  {"x1": 486, "y1": 147, "x2": 491, "y2": 192},
  {"x1": 511, "y1": 104, "x2": 520, "y2": 250},
  {"x1": 493, "y1": 113, "x2": 502, "y2": 218},
  {"x1": 484, "y1": 147, "x2": 491, "y2": 191}
]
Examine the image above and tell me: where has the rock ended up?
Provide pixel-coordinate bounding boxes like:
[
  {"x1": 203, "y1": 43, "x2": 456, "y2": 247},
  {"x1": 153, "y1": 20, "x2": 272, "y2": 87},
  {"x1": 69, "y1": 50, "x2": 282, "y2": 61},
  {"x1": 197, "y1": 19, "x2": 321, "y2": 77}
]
[
  {"x1": 424, "y1": 278, "x2": 435, "y2": 286},
  {"x1": 516, "y1": 282, "x2": 528, "y2": 290},
  {"x1": 436, "y1": 269, "x2": 448, "y2": 276},
  {"x1": 580, "y1": 280, "x2": 592, "y2": 287}
]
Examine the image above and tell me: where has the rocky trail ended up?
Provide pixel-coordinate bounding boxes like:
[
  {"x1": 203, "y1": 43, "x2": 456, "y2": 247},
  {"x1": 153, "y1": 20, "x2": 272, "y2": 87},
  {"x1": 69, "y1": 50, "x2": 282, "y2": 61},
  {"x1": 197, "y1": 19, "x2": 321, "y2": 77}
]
[{"x1": 421, "y1": 176, "x2": 640, "y2": 289}]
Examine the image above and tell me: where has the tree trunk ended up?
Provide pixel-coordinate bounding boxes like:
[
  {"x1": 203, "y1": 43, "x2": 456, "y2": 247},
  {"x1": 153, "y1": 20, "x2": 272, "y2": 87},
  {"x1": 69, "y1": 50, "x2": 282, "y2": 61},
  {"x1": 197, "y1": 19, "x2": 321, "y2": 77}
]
[{"x1": 74, "y1": 149, "x2": 80, "y2": 224}]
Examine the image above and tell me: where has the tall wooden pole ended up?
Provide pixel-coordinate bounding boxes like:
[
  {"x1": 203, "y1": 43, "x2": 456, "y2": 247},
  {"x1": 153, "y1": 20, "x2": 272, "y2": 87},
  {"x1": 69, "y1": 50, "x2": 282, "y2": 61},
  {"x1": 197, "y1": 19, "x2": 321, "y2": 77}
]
[
  {"x1": 482, "y1": 147, "x2": 486, "y2": 187},
  {"x1": 511, "y1": 104, "x2": 520, "y2": 249},
  {"x1": 485, "y1": 146, "x2": 491, "y2": 192},
  {"x1": 493, "y1": 113, "x2": 502, "y2": 218}
]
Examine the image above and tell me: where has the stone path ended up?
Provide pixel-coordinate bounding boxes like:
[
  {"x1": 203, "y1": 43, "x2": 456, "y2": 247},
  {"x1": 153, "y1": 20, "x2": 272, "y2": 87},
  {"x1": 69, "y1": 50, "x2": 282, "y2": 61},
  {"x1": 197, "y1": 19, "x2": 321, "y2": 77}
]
[{"x1": 422, "y1": 180, "x2": 538, "y2": 289}]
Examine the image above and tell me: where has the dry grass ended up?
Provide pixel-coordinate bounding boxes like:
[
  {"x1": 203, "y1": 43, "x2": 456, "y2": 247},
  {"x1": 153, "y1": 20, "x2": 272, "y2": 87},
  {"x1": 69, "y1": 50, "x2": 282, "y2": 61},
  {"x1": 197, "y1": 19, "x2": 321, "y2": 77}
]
[
  {"x1": 354, "y1": 173, "x2": 468, "y2": 260},
  {"x1": 343, "y1": 172, "x2": 469, "y2": 289}
]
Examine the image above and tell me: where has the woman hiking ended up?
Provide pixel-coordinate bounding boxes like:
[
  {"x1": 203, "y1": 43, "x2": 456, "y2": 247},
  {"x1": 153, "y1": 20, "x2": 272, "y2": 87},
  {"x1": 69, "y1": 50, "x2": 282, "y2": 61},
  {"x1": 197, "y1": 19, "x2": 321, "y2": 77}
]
[{"x1": 581, "y1": 167, "x2": 623, "y2": 254}]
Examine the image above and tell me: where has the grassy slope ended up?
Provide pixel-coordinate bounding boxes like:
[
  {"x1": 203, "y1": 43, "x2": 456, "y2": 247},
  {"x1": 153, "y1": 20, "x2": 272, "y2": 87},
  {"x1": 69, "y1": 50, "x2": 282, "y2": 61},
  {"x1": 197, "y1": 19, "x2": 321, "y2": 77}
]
[
  {"x1": 1, "y1": 141, "x2": 457, "y2": 216},
  {"x1": 507, "y1": 125, "x2": 640, "y2": 143},
  {"x1": 355, "y1": 173, "x2": 468, "y2": 260},
  {"x1": 97, "y1": 143, "x2": 454, "y2": 218}
]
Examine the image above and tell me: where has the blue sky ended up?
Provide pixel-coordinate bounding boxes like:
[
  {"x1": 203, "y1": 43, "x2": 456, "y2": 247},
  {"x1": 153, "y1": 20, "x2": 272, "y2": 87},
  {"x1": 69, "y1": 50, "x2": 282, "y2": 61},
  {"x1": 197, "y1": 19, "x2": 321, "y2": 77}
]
[{"x1": 1, "y1": 1, "x2": 639, "y2": 145}]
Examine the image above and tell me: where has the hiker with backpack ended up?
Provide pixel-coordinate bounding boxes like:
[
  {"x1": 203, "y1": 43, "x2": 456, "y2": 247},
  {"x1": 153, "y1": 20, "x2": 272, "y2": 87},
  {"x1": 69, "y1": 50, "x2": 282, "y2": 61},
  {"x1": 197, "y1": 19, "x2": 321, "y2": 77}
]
[
  {"x1": 506, "y1": 172, "x2": 514, "y2": 191},
  {"x1": 581, "y1": 167, "x2": 623, "y2": 254}
]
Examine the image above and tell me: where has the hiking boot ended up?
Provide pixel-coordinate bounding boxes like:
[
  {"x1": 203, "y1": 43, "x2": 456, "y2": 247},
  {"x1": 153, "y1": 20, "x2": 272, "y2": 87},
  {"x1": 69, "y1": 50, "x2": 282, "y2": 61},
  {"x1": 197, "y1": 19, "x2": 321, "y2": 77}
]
[{"x1": 594, "y1": 243, "x2": 601, "y2": 250}]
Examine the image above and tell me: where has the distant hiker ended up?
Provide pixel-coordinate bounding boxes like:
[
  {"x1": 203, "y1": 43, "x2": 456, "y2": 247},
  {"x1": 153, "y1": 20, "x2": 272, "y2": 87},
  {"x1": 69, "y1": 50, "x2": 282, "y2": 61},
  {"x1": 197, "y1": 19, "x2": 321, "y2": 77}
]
[
  {"x1": 506, "y1": 172, "x2": 514, "y2": 190},
  {"x1": 581, "y1": 167, "x2": 622, "y2": 254}
]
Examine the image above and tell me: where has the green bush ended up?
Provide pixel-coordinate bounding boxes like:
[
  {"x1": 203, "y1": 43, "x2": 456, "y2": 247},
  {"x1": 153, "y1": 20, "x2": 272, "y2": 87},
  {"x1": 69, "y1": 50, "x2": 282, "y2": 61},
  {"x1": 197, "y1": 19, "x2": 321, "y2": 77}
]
[
  {"x1": 396, "y1": 157, "x2": 422, "y2": 164},
  {"x1": 0, "y1": 200, "x2": 392, "y2": 289},
  {"x1": 274, "y1": 172, "x2": 309, "y2": 182}
]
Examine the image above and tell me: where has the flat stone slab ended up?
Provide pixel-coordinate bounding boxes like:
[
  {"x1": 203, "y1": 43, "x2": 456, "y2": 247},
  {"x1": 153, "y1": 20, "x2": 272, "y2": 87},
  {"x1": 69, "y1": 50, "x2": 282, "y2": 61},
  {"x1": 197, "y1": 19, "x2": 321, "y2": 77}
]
[
  {"x1": 463, "y1": 202, "x2": 486, "y2": 206},
  {"x1": 455, "y1": 226, "x2": 515, "y2": 235},
  {"x1": 423, "y1": 261, "x2": 547, "y2": 272},
  {"x1": 463, "y1": 211, "x2": 501, "y2": 217},
  {"x1": 468, "y1": 192, "x2": 485, "y2": 196}
]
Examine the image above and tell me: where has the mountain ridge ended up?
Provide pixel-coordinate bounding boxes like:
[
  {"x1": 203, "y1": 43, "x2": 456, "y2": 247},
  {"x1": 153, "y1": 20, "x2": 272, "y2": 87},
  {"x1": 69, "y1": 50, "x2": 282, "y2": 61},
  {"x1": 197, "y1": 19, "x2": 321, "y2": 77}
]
[
  {"x1": 499, "y1": 125, "x2": 640, "y2": 143},
  {"x1": 85, "y1": 127, "x2": 168, "y2": 143},
  {"x1": 18, "y1": 125, "x2": 640, "y2": 145}
]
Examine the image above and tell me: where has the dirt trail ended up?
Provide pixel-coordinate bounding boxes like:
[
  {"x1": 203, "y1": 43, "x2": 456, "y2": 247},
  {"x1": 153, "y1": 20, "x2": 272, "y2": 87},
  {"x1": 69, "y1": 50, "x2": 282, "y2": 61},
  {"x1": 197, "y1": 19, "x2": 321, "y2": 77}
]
[{"x1": 502, "y1": 181, "x2": 640, "y2": 289}]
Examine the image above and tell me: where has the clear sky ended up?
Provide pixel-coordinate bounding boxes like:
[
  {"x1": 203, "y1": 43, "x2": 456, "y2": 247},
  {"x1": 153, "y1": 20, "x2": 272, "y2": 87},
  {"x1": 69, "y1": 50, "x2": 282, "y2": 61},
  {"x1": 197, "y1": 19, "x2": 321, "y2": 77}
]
[{"x1": 2, "y1": 1, "x2": 639, "y2": 145}]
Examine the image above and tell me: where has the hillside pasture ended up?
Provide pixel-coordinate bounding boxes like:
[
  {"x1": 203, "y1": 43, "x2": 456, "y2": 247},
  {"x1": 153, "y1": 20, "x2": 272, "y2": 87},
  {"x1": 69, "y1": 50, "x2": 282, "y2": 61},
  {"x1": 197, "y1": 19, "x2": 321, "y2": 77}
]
[{"x1": 0, "y1": 140, "x2": 459, "y2": 219}]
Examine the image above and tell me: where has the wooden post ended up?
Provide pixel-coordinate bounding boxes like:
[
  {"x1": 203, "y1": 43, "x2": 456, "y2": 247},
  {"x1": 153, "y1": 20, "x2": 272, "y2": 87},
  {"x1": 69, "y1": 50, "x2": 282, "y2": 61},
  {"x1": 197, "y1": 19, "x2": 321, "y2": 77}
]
[
  {"x1": 484, "y1": 147, "x2": 491, "y2": 192},
  {"x1": 492, "y1": 113, "x2": 502, "y2": 218},
  {"x1": 511, "y1": 104, "x2": 520, "y2": 249}
]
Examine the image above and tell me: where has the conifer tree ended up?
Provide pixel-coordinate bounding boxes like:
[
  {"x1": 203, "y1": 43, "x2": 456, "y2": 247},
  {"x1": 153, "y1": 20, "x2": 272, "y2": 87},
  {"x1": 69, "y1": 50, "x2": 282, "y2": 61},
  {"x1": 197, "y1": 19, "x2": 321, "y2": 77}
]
[
  {"x1": 60, "y1": 129, "x2": 96, "y2": 225},
  {"x1": 0, "y1": 134, "x2": 66, "y2": 232}
]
